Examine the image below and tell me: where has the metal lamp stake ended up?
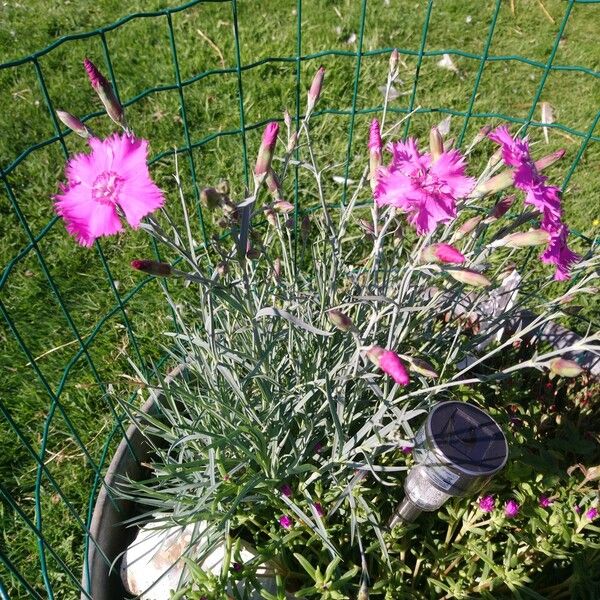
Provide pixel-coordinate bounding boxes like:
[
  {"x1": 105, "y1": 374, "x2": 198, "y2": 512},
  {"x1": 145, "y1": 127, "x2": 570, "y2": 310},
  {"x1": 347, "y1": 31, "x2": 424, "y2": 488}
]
[{"x1": 390, "y1": 401, "x2": 509, "y2": 526}]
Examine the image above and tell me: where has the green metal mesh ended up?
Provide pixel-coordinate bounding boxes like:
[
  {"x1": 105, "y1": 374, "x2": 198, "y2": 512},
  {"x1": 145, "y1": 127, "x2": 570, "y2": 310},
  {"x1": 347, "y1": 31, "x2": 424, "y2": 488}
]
[{"x1": 0, "y1": 0, "x2": 599, "y2": 597}]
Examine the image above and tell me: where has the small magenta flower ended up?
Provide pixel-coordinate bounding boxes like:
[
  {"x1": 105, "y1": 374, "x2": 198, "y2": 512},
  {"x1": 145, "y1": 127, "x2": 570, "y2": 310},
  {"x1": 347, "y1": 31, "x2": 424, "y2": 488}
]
[
  {"x1": 280, "y1": 484, "x2": 293, "y2": 498},
  {"x1": 478, "y1": 495, "x2": 495, "y2": 513},
  {"x1": 504, "y1": 499, "x2": 520, "y2": 518},
  {"x1": 401, "y1": 446, "x2": 413, "y2": 455},
  {"x1": 313, "y1": 502, "x2": 325, "y2": 517},
  {"x1": 254, "y1": 122, "x2": 279, "y2": 178},
  {"x1": 54, "y1": 134, "x2": 164, "y2": 246},
  {"x1": 539, "y1": 495, "x2": 553, "y2": 508},
  {"x1": 574, "y1": 505, "x2": 582, "y2": 514},
  {"x1": 307, "y1": 66, "x2": 325, "y2": 113},
  {"x1": 279, "y1": 515, "x2": 292, "y2": 529},
  {"x1": 379, "y1": 350, "x2": 410, "y2": 386},
  {"x1": 232, "y1": 562, "x2": 242, "y2": 573},
  {"x1": 83, "y1": 58, "x2": 125, "y2": 128},
  {"x1": 586, "y1": 507, "x2": 598, "y2": 520}
]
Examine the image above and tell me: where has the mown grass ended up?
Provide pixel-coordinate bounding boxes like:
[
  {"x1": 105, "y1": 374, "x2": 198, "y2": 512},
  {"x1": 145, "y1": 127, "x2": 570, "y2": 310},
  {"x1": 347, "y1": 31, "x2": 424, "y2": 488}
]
[{"x1": 0, "y1": 0, "x2": 599, "y2": 597}]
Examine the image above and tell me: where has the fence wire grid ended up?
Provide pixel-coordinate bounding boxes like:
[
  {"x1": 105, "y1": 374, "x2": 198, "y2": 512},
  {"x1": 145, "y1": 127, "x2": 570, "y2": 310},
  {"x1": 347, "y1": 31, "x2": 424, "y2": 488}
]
[{"x1": 1, "y1": 0, "x2": 599, "y2": 598}]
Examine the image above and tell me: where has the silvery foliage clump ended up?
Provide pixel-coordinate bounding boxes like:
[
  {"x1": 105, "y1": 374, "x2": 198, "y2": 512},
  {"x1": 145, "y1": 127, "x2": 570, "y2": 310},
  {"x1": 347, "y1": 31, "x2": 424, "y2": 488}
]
[{"x1": 119, "y1": 64, "x2": 600, "y2": 599}]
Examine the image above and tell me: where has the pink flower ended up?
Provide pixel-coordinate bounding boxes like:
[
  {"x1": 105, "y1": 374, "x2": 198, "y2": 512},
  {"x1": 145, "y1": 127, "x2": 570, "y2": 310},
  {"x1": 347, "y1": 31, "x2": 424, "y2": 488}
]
[
  {"x1": 374, "y1": 138, "x2": 475, "y2": 234},
  {"x1": 539, "y1": 495, "x2": 553, "y2": 508},
  {"x1": 478, "y1": 495, "x2": 495, "y2": 513},
  {"x1": 586, "y1": 507, "x2": 598, "y2": 520},
  {"x1": 54, "y1": 134, "x2": 164, "y2": 247},
  {"x1": 313, "y1": 502, "x2": 325, "y2": 517},
  {"x1": 279, "y1": 515, "x2": 292, "y2": 529},
  {"x1": 83, "y1": 58, "x2": 106, "y2": 90},
  {"x1": 280, "y1": 484, "x2": 293, "y2": 498},
  {"x1": 504, "y1": 499, "x2": 520, "y2": 518},
  {"x1": 540, "y1": 223, "x2": 580, "y2": 282},
  {"x1": 401, "y1": 446, "x2": 413, "y2": 455},
  {"x1": 488, "y1": 126, "x2": 580, "y2": 279},
  {"x1": 379, "y1": 351, "x2": 410, "y2": 386}
]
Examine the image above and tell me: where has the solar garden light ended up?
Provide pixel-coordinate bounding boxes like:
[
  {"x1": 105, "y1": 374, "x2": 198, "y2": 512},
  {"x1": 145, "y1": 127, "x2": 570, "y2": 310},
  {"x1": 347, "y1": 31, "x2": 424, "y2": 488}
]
[{"x1": 390, "y1": 401, "x2": 508, "y2": 526}]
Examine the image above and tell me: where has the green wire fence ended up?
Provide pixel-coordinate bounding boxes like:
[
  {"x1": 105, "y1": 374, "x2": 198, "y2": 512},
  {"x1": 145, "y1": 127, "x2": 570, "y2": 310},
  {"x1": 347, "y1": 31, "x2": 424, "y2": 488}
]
[{"x1": 0, "y1": 0, "x2": 599, "y2": 597}]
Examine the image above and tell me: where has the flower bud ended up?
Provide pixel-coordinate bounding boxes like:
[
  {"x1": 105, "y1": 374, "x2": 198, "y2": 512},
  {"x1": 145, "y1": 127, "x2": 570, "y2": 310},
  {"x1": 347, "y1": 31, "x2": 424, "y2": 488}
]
[
  {"x1": 535, "y1": 148, "x2": 565, "y2": 171},
  {"x1": 327, "y1": 309, "x2": 354, "y2": 332},
  {"x1": 429, "y1": 126, "x2": 444, "y2": 163},
  {"x1": 285, "y1": 217, "x2": 295, "y2": 230},
  {"x1": 452, "y1": 215, "x2": 482, "y2": 241},
  {"x1": 264, "y1": 207, "x2": 277, "y2": 227},
  {"x1": 379, "y1": 350, "x2": 410, "y2": 386},
  {"x1": 484, "y1": 194, "x2": 515, "y2": 223},
  {"x1": 254, "y1": 122, "x2": 279, "y2": 178},
  {"x1": 473, "y1": 169, "x2": 514, "y2": 198},
  {"x1": 421, "y1": 243, "x2": 465, "y2": 265},
  {"x1": 283, "y1": 108, "x2": 292, "y2": 131},
  {"x1": 448, "y1": 268, "x2": 491, "y2": 287},
  {"x1": 246, "y1": 244, "x2": 260, "y2": 260},
  {"x1": 389, "y1": 48, "x2": 400, "y2": 80},
  {"x1": 301, "y1": 214, "x2": 311, "y2": 243},
  {"x1": 470, "y1": 125, "x2": 492, "y2": 148},
  {"x1": 216, "y1": 261, "x2": 229, "y2": 277},
  {"x1": 273, "y1": 257, "x2": 281, "y2": 282},
  {"x1": 200, "y1": 187, "x2": 222, "y2": 210},
  {"x1": 369, "y1": 119, "x2": 383, "y2": 190},
  {"x1": 56, "y1": 110, "x2": 92, "y2": 139},
  {"x1": 407, "y1": 357, "x2": 438, "y2": 379},
  {"x1": 130, "y1": 259, "x2": 172, "y2": 277},
  {"x1": 307, "y1": 66, "x2": 325, "y2": 114},
  {"x1": 359, "y1": 219, "x2": 375, "y2": 238},
  {"x1": 273, "y1": 199, "x2": 295, "y2": 213},
  {"x1": 366, "y1": 345, "x2": 385, "y2": 367},
  {"x1": 266, "y1": 169, "x2": 282, "y2": 197},
  {"x1": 549, "y1": 357, "x2": 583, "y2": 378},
  {"x1": 83, "y1": 58, "x2": 125, "y2": 128},
  {"x1": 286, "y1": 131, "x2": 299, "y2": 154},
  {"x1": 500, "y1": 229, "x2": 551, "y2": 248}
]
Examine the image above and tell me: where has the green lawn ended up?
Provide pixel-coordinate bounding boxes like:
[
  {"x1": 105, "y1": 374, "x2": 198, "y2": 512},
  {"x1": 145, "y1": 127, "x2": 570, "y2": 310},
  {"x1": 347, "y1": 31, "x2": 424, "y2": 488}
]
[{"x1": 0, "y1": 0, "x2": 599, "y2": 597}]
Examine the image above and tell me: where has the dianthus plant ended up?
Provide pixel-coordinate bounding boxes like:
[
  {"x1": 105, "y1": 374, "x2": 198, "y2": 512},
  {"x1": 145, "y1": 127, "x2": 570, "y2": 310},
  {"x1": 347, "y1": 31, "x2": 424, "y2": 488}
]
[{"x1": 56, "y1": 58, "x2": 600, "y2": 598}]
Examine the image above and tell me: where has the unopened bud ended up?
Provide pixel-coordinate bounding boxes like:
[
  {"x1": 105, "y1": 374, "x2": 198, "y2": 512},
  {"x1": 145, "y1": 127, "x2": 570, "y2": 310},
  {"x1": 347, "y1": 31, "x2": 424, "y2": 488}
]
[
  {"x1": 273, "y1": 199, "x2": 295, "y2": 214},
  {"x1": 83, "y1": 58, "x2": 125, "y2": 128},
  {"x1": 366, "y1": 345, "x2": 385, "y2": 367},
  {"x1": 285, "y1": 217, "x2": 295, "y2": 230},
  {"x1": 264, "y1": 207, "x2": 277, "y2": 226},
  {"x1": 301, "y1": 214, "x2": 311, "y2": 243},
  {"x1": 429, "y1": 127, "x2": 444, "y2": 163},
  {"x1": 471, "y1": 125, "x2": 492, "y2": 147},
  {"x1": 389, "y1": 48, "x2": 400, "y2": 80},
  {"x1": 273, "y1": 257, "x2": 281, "y2": 281},
  {"x1": 448, "y1": 268, "x2": 491, "y2": 287},
  {"x1": 266, "y1": 169, "x2": 281, "y2": 196},
  {"x1": 215, "y1": 179, "x2": 230, "y2": 195},
  {"x1": 216, "y1": 261, "x2": 229, "y2": 277},
  {"x1": 359, "y1": 219, "x2": 375, "y2": 238},
  {"x1": 369, "y1": 119, "x2": 382, "y2": 190},
  {"x1": 407, "y1": 357, "x2": 438, "y2": 379},
  {"x1": 200, "y1": 187, "x2": 222, "y2": 210},
  {"x1": 484, "y1": 194, "x2": 515, "y2": 223},
  {"x1": 444, "y1": 137, "x2": 455, "y2": 151},
  {"x1": 453, "y1": 215, "x2": 482, "y2": 240},
  {"x1": 254, "y1": 122, "x2": 279, "y2": 178},
  {"x1": 131, "y1": 259, "x2": 172, "y2": 277},
  {"x1": 286, "y1": 131, "x2": 299, "y2": 154},
  {"x1": 246, "y1": 243, "x2": 260, "y2": 260},
  {"x1": 473, "y1": 169, "x2": 514, "y2": 198},
  {"x1": 535, "y1": 148, "x2": 565, "y2": 171},
  {"x1": 421, "y1": 243, "x2": 465, "y2": 265},
  {"x1": 549, "y1": 357, "x2": 583, "y2": 378},
  {"x1": 499, "y1": 229, "x2": 551, "y2": 248},
  {"x1": 327, "y1": 309, "x2": 354, "y2": 332},
  {"x1": 307, "y1": 66, "x2": 325, "y2": 114},
  {"x1": 283, "y1": 108, "x2": 292, "y2": 131},
  {"x1": 56, "y1": 110, "x2": 92, "y2": 138}
]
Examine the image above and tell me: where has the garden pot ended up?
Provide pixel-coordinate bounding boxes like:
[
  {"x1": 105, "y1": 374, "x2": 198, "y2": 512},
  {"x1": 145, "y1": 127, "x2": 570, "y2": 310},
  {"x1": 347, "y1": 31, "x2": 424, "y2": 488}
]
[{"x1": 82, "y1": 301, "x2": 598, "y2": 599}]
